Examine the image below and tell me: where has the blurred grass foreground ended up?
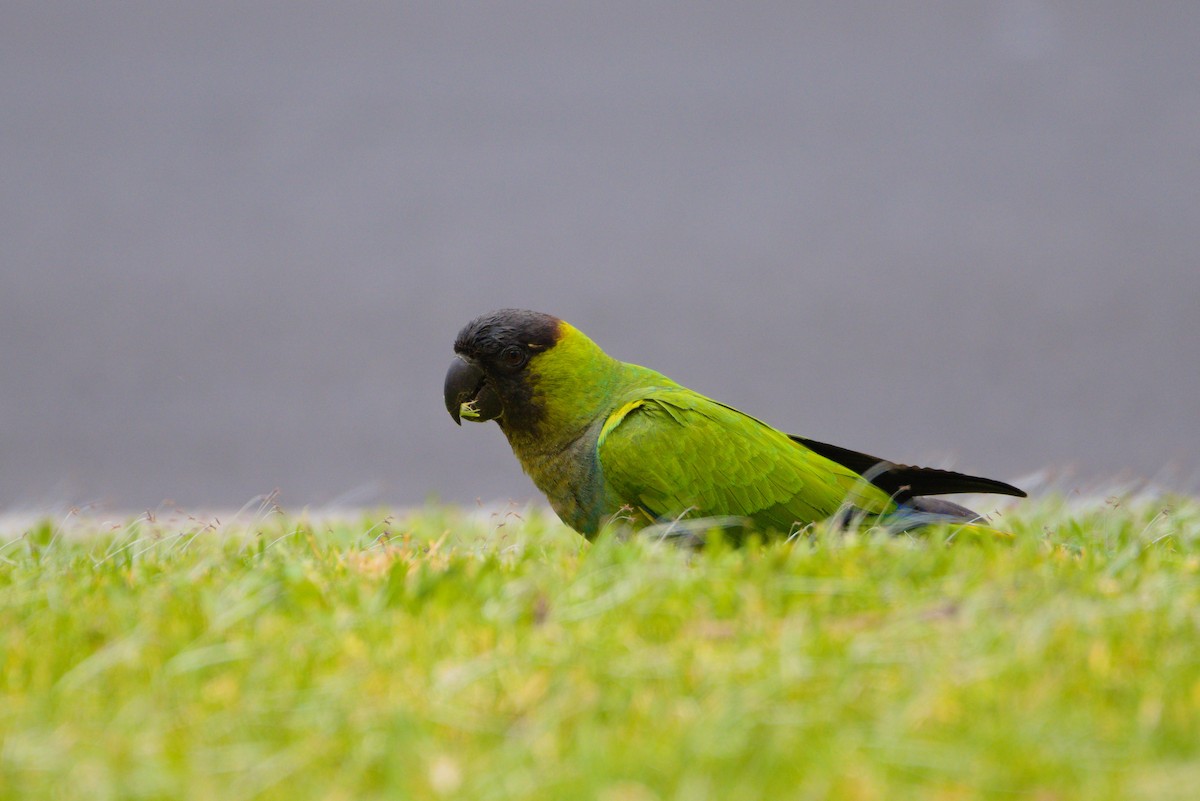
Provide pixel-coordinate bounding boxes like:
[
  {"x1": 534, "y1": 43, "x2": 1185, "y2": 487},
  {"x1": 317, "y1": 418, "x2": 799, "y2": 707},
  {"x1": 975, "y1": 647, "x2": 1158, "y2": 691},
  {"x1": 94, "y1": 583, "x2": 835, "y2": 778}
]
[{"x1": 2, "y1": 496, "x2": 1199, "y2": 800}]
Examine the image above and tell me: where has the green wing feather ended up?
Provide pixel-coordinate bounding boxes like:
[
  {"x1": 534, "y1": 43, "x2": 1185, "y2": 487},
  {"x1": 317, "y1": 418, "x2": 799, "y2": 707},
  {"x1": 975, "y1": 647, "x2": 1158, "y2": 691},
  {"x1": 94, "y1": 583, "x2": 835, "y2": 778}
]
[{"x1": 597, "y1": 388, "x2": 896, "y2": 533}]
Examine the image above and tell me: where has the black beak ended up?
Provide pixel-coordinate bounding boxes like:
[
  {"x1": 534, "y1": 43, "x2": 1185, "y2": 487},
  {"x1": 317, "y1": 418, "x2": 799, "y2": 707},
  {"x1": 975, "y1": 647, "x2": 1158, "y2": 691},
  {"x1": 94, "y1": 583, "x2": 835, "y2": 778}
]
[
  {"x1": 443, "y1": 356, "x2": 503, "y2": 424},
  {"x1": 443, "y1": 356, "x2": 481, "y2": 425}
]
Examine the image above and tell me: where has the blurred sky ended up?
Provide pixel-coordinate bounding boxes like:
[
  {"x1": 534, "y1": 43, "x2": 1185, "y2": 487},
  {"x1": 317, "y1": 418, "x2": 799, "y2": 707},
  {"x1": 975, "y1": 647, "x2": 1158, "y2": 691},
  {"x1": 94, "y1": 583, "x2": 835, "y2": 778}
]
[{"x1": 3, "y1": 2, "x2": 1199, "y2": 511}]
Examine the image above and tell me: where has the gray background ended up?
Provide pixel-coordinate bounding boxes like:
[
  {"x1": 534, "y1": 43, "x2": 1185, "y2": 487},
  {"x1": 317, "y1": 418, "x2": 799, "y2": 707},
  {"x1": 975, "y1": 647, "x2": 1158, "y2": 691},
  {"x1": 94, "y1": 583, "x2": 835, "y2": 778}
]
[{"x1": 4, "y1": 3, "x2": 1198, "y2": 511}]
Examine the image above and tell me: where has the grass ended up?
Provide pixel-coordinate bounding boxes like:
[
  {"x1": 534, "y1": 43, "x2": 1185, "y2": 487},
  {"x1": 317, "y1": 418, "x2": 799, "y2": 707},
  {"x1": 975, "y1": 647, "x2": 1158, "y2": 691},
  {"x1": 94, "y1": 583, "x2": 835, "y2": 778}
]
[{"x1": 1, "y1": 495, "x2": 1199, "y2": 800}]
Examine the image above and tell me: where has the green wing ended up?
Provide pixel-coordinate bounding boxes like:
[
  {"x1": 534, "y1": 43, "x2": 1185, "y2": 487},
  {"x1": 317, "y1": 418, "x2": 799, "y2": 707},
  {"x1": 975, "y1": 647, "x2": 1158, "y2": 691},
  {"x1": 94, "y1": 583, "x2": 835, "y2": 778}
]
[{"x1": 597, "y1": 388, "x2": 896, "y2": 533}]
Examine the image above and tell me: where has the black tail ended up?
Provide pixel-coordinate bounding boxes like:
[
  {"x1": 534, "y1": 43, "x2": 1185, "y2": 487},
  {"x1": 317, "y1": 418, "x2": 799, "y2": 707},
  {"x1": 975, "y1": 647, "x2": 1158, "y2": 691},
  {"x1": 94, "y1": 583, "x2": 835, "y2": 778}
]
[{"x1": 790, "y1": 435, "x2": 1026, "y2": 505}]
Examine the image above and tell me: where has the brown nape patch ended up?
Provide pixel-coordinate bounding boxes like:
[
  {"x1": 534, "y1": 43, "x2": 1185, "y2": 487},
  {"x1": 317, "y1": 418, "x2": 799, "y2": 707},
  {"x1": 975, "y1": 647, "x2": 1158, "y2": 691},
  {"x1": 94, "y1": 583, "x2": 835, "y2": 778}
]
[{"x1": 453, "y1": 309, "x2": 563, "y2": 358}]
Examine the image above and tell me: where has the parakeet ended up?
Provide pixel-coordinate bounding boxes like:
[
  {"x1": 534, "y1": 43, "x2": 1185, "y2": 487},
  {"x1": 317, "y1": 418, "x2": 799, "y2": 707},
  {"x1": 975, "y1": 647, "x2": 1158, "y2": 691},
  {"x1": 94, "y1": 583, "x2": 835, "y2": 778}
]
[{"x1": 444, "y1": 309, "x2": 1024, "y2": 540}]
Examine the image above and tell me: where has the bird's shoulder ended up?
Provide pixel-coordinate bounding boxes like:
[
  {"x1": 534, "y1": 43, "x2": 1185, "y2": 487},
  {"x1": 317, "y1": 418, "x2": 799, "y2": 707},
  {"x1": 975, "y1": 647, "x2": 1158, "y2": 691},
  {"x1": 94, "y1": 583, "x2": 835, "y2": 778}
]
[{"x1": 597, "y1": 384, "x2": 737, "y2": 445}]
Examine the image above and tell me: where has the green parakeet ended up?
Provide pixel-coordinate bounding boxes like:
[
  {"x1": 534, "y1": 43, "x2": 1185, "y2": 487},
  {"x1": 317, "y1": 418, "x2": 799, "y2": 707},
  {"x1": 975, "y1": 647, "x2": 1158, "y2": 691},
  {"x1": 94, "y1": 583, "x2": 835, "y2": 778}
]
[{"x1": 444, "y1": 309, "x2": 1024, "y2": 539}]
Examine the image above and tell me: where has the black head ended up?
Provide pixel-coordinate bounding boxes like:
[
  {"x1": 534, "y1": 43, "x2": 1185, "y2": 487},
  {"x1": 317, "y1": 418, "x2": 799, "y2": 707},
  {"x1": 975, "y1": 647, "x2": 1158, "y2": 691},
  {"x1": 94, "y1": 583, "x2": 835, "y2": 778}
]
[
  {"x1": 444, "y1": 309, "x2": 562, "y2": 425},
  {"x1": 452, "y1": 309, "x2": 561, "y2": 363}
]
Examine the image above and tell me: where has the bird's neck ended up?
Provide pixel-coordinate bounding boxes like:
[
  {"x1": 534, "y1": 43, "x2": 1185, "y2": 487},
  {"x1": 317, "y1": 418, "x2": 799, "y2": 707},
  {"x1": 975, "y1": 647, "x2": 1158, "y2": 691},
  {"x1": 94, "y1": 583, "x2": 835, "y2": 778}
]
[{"x1": 499, "y1": 324, "x2": 624, "y2": 453}]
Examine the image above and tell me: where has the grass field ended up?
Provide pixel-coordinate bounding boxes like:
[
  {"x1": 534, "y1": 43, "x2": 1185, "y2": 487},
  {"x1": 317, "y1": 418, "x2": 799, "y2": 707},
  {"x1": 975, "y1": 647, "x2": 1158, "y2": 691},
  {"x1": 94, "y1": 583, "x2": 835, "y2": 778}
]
[{"x1": 2, "y1": 495, "x2": 1199, "y2": 800}]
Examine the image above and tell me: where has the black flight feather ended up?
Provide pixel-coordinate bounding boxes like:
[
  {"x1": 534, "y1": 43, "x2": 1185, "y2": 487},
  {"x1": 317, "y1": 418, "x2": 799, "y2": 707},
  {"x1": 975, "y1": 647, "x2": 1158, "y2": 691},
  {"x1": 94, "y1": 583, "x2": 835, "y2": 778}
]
[{"x1": 790, "y1": 435, "x2": 1027, "y2": 504}]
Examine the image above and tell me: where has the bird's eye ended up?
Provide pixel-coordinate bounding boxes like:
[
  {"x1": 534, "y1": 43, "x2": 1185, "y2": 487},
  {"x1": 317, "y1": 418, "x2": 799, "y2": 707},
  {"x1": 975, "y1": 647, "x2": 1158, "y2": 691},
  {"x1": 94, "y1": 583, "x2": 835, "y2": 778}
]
[{"x1": 501, "y1": 346, "x2": 526, "y2": 369}]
